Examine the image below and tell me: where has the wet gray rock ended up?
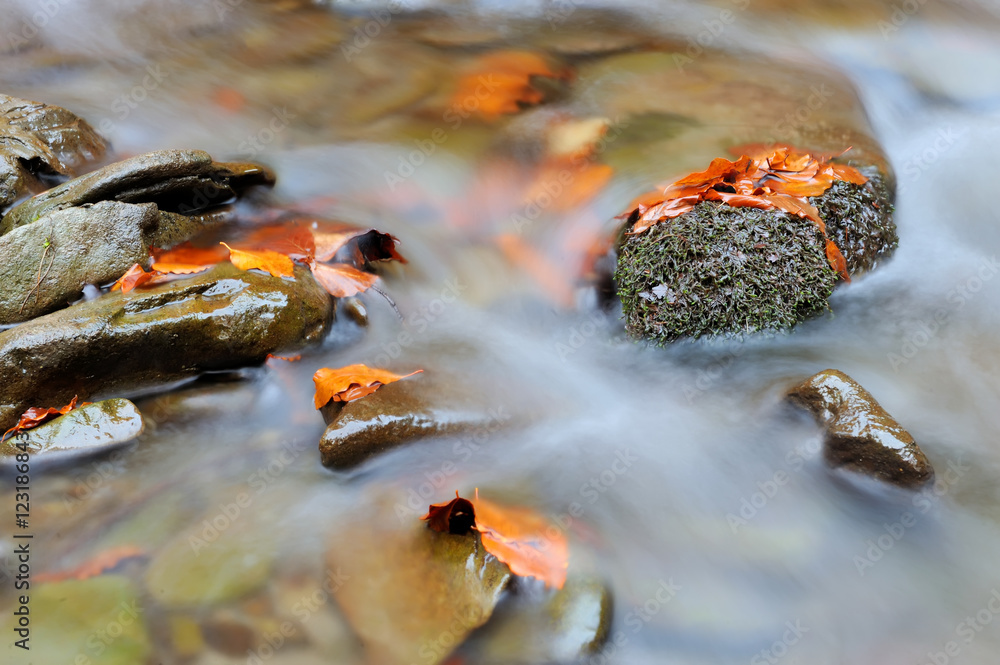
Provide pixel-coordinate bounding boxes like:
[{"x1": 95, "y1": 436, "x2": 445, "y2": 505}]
[
  {"x1": 0, "y1": 149, "x2": 273, "y2": 237},
  {"x1": 319, "y1": 371, "x2": 510, "y2": 469},
  {"x1": 0, "y1": 200, "x2": 159, "y2": 324},
  {"x1": 0, "y1": 95, "x2": 108, "y2": 211},
  {"x1": 0, "y1": 263, "x2": 333, "y2": 432},
  {"x1": 0, "y1": 398, "x2": 144, "y2": 459},
  {"x1": 786, "y1": 369, "x2": 934, "y2": 488}
]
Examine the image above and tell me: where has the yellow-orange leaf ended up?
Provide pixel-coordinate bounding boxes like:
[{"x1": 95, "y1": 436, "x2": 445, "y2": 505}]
[
  {"x1": 826, "y1": 239, "x2": 850, "y2": 282},
  {"x1": 451, "y1": 50, "x2": 570, "y2": 121},
  {"x1": 152, "y1": 243, "x2": 228, "y2": 271},
  {"x1": 312, "y1": 364, "x2": 422, "y2": 409},
  {"x1": 221, "y1": 242, "x2": 294, "y2": 278},
  {"x1": 111, "y1": 263, "x2": 159, "y2": 293},
  {"x1": 310, "y1": 262, "x2": 379, "y2": 298}
]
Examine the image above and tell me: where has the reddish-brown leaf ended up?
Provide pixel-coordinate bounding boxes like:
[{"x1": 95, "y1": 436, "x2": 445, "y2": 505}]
[
  {"x1": 151, "y1": 243, "x2": 227, "y2": 273},
  {"x1": 450, "y1": 50, "x2": 571, "y2": 121},
  {"x1": 310, "y1": 262, "x2": 379, "y2": 298},
  {"x1": 111, "y1": 263, "x2": 159, "y2": 293},
  {"x1": 241, "y1": 223, "x2": 317, "y2": 262},
  {"x1": 826, "y1": 239, "x2": 851, "y2": 282},
  {"x1": 221, "y1": 242, "x2": 295, "y2": 278},
  {"x1": 35, "y1": 545, "x2": 145, "y2": 584},
  {"x1": 824, "y1": 162, "x2": 868, "y2": 185},
  {"x1": 312, "y1": 364, "x2": 422, "y2": 409},
  {"x1": 2, "y1": 395, "x2": 89, "y2": 442},
  {"x1": 421, "y1": 491, "x2": 476, "y2": 535},
  {"x1": 764, "y1": 194, "x2": 825, "y2": 229}
]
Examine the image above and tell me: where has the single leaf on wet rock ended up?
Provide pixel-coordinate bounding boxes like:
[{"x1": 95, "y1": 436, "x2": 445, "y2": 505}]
[
  {"x1": 0, "y1": 398, "x2": 144, "y2": 458},
  {"x1": 151, "y1": 242, "x2": 227, "y2": 273},
  {"x1": 310, "y1": 261, "x2": 379, "y2": 298},
  {"x1": 2, "y1": 394, "x2": 86, "y2": 443},
  {"x1": 221, "y1": 242, "x2": 294, "y2": 278},
  {"x1": 422, "y1": 490, "x2": 569, "y2": 590},
  {"x1": 313, "y1": 364, "x2": 422, "y2": 409},
  {"x1": 112, "y1": 263, "x2": 164, "y2": 293}
]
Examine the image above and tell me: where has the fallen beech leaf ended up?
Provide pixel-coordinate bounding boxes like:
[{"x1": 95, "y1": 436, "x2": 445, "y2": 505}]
[
  {"x1": 421, "y1": 491, "x2": 476, "y2": 535},
  {"x1": 422, "y1": 490, "x2": 569, "y2": 590},
  {"x1": 241, "y1": 223, "x2": 317, "y2": 262},
  {"x1": 111, "y1": 263, "x2": 160, "y2": 293},
  {"x1": 312, "y1": 364, "x2": 422, "y2": 409},
  {"x1": 310, "y1": 261, "x2": 379, "y2": 298},
  {"x1": 451, "y1": 50, "x2": 570, "y2": 121},
  {"x1": 826, "y1": 239, "x2": 850, "y2": 282},
  {"x1": 35, "y1": 545, "x2": 145, "y2": 583},
  {"x1": 825, "y1": 162, "x2": 868, "y2": 185},
  {"x1": 152, "y1": 242, "x2": 227, "y2": 273},
  {"x1": 221, "y1": 242, "x2": 294, "y2": 278},
  {"x1": 764, "y1": 193, "x2": 825, "y2": 229},
  {"x1": 2, "y1": 395, "x2": 89, "y2": 442}
]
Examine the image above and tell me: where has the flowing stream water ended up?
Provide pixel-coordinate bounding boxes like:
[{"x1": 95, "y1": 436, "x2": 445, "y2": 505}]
[{"x1": 3, "y1": 1, "x2": 1000, "y2": 663}]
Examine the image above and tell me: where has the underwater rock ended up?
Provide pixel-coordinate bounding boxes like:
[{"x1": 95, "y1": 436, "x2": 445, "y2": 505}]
[
  {"x1": 0, "y1": 263, "x2": 333, "y2": 432},
  {"x1": 466, "y1": 576, "x2": 613, "y2": 664},
  {"x1": 326, "y1": 500, "x2": 511, "y2": 665},
  {"x1": 786, "y1": 369, "x2": 934, "y2": 488},
  {"x1": 615, "y1": 169, "x2": 895, "y2": 343},
  {"x1": 0, "y1": 200, "x2": 159, "y2": 324},
  {"x1": 318, "y1": 371, "x2": 510, "y2": 469},
  {"x1": 0, "y1": 148, "x2": 273, "y2": 238},
  {"x1": 0, "y1": 94, "x2": 108, "y2": 211},
  {"x1": 0, "y1": 398, "x2": 144, "y2": 459}
]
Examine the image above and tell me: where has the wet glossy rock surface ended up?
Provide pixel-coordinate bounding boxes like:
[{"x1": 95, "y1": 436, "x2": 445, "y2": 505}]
[
  {"x1": 786, "y1": 369, "x2": 934, "y2": 488},
  {"x1": 0, "y1": 398, "x2": 144, "y2": 458},
  {"x1": 0, "y1": 264, "x2": 333, "y2": 431},
  {"x1": 318, "y1": 371, "x2": 510, "y2": 469},
  {"x1": 0, "y1": 94, "x2": 108, "y2": 210},
  {"x1": 0, "y1": 200, "x2": 159, "y2": 324},
  {"x1": 0, "y1": 149, "x2": 274, "y2": 237}
]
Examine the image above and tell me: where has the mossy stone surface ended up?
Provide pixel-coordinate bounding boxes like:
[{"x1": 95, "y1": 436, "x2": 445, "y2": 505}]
[{"x1": 615, "y1": 172, "x2": 895, "y2": 343}]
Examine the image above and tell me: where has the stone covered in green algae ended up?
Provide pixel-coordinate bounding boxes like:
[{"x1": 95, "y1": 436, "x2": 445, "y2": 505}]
[
  {"x1": 615, "y1": 171, "x2": 895, "y2": 343},
  {"x1": 1, "y1": 575, "x2": 150, "y2": 664},
  {"x1": 0, "y1": 263, "x2": 334, "y2": 431}
]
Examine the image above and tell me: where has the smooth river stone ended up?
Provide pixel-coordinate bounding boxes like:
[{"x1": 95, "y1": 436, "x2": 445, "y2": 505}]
[
  {"x1": 0, "y1": 263, "x2": 334, "y2": 432},
  {"x1": 0, "y1": 398, "x2": 144, "y2": 458},
  {"x1": 787, "y1": 369, "x2": 935, "y2": 488}
]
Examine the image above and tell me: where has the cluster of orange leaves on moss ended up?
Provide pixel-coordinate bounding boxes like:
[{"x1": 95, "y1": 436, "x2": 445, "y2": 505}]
[
  {"x1": 450, "y1": 50, "x2": 572, "y2": 121},
  {"x1": 1, "y1": 395, "x2": 88, "y2": 443},
  {"x1": 35, "y1": 545, "x2": 146, "y2": 584},
  {"x1": 624, "y1": 144, "x2": 869, "y2": 282},
  {"x1": 422, "y1": 489, "x2": 569, "y2": 590},
  {"x1": 312, "y1": 364, "x2": 422, "y2": 409},
  {"x1": 111, "y1": 220, "x2": 406, "y2": 297}
]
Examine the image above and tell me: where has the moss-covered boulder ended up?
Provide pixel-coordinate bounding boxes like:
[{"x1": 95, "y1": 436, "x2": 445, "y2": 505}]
[{"x1": 615, "y1": 169, "x2": 895, "y2": 343}]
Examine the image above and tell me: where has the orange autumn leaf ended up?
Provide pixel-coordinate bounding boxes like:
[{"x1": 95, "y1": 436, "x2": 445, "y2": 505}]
[
  {"x1": 241, "y1": 223, "x2": 317, "y2": 262},
  {"x1": 35, "y1": 545, "x2": 145, "y2": 584},
  {"x1": 451, "y1": 50, "x2": 571, "y2": 121},
  {"x1": 312, "y1": 364, "x2": 422, "y2": 409},
  {"x1": 422, "y1": 490, "x2": 569, "y2": 590},
  {"x1": 152, "y1": 242, "x2": 227, "y2": 273},
  {"x1": 267, "y1": 354, "x2": 302, "y2": 363},
  {"x1": 310, "y1": 261, "x2": 379, "y2": 298},
  {"x1": 825, "y1": 239, "x2": 850, "y2": 283},
  {"x1": 111, "y1": 263, "x2": 160, "y2": 293},
  {"x1": 2, "y1": 395, "x2": 89, "y2": 443},
  {"x1": 624, "y1": 145, "x2": 870, "y2": 280},
  {"x1": 221, "y1": 242, "x2": 295, "y2": 278}
]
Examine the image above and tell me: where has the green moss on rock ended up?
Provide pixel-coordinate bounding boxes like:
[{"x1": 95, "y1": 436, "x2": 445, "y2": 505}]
[{"x1": 615, "y1": 171, "x2": 895, "y2": 343}]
